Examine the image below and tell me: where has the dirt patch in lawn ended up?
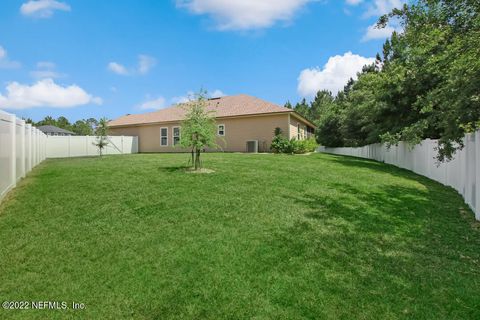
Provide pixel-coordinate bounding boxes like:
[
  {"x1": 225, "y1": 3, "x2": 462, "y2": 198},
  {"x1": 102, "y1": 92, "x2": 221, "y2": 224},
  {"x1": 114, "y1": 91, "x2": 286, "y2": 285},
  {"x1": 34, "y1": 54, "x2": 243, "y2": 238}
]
[{"x1": 185, "y1": 168, "x2": 215, "y2": 174}]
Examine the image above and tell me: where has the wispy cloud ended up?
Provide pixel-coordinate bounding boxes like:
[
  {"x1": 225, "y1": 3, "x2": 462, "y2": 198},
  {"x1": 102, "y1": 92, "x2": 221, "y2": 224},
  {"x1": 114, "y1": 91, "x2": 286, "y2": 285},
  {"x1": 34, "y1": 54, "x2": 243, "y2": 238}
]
[
  {"x1": 171, "y1": 89, "x2": 226, "y2": 104},
  {"x1": 138, "y1": 55, "x2": 157, "y2": 75},
  {"x1": 20, "y1": 0, "x2": 71, "y2": 18},
  {"x1": 0, "y1": 45, "x2": 21, "y2": 69},
  {"x1": 108, "y1": 55, "x2": 157, "y2": 76},
  {"x1": 345, "y1": 0, "x2": 363, "y2": 6},
  {"x1": 363, "y1": 0, "x2": 405, "y2": 18},
  {"x1": 361, "y1": 21, "x2": 402, "y2": 41},
  {"x1": 176, "y1": 0, "x2": 316, "y2": 30},
  {"x1": 30, "y1": 61, "x2": 65, "y2": 79},
  {"x1": 108, "y1": 62, "x2": 129, "y2": 75},
  {"x1": 137, "y1": 96, "x2": 167, "y2": 110}
]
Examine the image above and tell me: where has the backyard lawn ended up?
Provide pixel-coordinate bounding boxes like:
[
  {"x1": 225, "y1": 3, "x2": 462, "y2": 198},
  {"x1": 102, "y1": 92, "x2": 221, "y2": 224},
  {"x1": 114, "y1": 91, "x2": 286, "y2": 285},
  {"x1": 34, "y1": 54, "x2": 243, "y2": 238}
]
[{"x1": 0, "y1": 153, "x2": 479, "y2": 319}]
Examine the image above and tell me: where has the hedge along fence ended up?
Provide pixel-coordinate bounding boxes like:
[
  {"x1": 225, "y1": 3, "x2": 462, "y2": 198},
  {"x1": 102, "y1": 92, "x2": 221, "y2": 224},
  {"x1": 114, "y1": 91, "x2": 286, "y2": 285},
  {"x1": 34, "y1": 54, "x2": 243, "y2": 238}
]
[
  {"x1": 46, "y1": 136, "x2": 138, "y2": 158},
  {"x1": 318, "y1": 132, "x2": 480, "y2": 221},
  {"x1": 0, "y1": 109, "x2": 47, "y2": 202}
]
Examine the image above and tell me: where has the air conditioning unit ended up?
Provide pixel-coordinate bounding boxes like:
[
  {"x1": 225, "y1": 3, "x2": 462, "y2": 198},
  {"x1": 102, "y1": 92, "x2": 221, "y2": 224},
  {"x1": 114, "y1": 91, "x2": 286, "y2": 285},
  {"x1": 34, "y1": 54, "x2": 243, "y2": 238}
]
[{"x1": 246, "y1": 140, "x2": 258, "y2": 153}]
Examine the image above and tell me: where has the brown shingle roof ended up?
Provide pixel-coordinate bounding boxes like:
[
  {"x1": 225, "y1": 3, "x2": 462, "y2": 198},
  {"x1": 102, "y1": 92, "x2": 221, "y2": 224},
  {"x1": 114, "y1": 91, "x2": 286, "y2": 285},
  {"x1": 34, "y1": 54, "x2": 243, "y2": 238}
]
[{"x1": 108, "y1": 94, "x2": 292, "y2": 127}]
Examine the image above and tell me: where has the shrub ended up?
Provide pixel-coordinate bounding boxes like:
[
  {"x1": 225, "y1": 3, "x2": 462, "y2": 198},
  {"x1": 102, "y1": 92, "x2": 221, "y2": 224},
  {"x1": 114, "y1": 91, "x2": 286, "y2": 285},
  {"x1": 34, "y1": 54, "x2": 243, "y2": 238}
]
[
  {"x1": 271, "y1": 128, "x2": 289, "y2": 153},
  {"x1": 292, "y1": 138, "x2": 318, "y2": 154},
  {"x1": 271, "y1": 127, "x2": 318, "y2": 154}
]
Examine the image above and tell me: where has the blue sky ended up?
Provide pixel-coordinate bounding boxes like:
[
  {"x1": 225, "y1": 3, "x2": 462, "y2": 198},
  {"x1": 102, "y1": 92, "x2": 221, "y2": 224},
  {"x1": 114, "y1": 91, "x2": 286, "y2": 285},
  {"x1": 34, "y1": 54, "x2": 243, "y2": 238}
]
[{"x1": 0, "y1": 0, "x2": 405, "y2": 122}]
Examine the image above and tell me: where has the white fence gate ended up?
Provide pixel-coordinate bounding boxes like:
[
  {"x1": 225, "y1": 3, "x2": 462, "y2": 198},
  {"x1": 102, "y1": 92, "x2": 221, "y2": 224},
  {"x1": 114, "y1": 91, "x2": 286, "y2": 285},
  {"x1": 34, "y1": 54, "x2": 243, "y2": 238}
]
[
  {"x1": 318, "y1": 132, "x2": 480, "y2": 221},
  {"x1": 46, "y1": 136, "x2": 138, "y2": 158},
  {"x1": 0, "y1": 110, "x2": 46, "y2": 201}
]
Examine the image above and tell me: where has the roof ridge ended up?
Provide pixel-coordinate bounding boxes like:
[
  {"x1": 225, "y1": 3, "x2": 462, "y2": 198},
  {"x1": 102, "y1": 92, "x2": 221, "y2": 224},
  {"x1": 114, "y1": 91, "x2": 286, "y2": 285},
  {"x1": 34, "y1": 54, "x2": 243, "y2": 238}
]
[{"x1": 109, "y1": 94, "x2": 291, "y2": 127}]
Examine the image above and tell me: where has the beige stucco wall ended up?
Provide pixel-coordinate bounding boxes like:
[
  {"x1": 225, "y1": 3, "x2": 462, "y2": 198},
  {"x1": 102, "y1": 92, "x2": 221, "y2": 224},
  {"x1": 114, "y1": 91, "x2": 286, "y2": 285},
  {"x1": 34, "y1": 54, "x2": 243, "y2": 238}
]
[
  {"x1": 109, "y1": 113, "x2": 291, "y2": 153},
  {"x1": 289, "y1": 114, "x2": 314, "y2": 140}
]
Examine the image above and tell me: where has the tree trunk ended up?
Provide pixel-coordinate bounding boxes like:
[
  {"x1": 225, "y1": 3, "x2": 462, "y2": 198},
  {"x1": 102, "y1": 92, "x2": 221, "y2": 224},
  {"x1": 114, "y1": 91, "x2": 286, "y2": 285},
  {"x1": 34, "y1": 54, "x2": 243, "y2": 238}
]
[
  {"x1": 194, "y1": 147, "x2": 201, "y2": 170},
  {"x1": 191, "y1": 148, "x2": 194, "y2": 167}
]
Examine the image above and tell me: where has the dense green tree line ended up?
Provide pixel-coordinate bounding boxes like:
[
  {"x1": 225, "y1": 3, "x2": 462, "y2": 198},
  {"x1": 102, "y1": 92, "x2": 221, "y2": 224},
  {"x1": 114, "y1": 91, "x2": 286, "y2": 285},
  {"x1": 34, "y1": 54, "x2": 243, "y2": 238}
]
[
  {"x1": 25, "y1": 116, "x2": 99, "y2": 136},
  {"x1": 289, "y1": 0, "x2": 479, "y2": 161}
]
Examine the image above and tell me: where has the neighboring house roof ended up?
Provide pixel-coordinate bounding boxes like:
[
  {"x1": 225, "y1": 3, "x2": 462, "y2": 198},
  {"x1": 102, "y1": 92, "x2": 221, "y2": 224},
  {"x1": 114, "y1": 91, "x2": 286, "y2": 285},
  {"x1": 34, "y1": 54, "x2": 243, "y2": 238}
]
[
  {"x1": 37, "y1": 125, "x2": 76, "y2": 135},
  {"x1": 109, "y1": 94, "x2": 315, "y2": 128}
]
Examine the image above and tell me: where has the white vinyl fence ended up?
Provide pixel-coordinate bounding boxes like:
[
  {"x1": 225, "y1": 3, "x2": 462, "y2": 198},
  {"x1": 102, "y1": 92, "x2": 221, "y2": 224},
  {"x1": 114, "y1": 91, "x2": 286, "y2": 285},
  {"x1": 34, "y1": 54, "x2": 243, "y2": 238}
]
[
  {"x1": 0, "y1": 110, "x2": 46, "y2": 201},
  {"x1": 46, "y1": 136, "x2": 138, "y2": 158},
  {"x1": 318, "y1": 132, "x2": 480, "y2": 221},
  {"x1": 1, "y1": 109, "x2": 139, "y2": 204}
]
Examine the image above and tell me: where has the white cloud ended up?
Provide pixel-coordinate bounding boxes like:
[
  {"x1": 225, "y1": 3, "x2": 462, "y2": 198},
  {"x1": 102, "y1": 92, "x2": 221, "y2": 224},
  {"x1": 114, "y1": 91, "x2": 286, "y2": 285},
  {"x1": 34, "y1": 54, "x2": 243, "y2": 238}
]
[
  {"x1": 138, "y1": 55, "x2": 157, "y2": 75},
  {"x1": 176, "y1": 0, "x2": 316, "y2": 30},
  {"x1": 30, "y1": 61, "x2": 65, "y2": 79},
  {"x1": 0, "y1": 78, "x2": 102, "y2": 109},
  {"x1": 20, "y1": 0, "x2": 71, "y2": 18},
  {"x1": 297, "y1": 52, "x2": 375, "y2": 97},
  {"x1": 0, "y1": 46, "x2": 21, "y2": 69},
  {"x1": 137, "y1": 97, "x2": 167, "y2": 110},
  {"x1": 364, "y1": 0, "x2": 404, "y2": 17},
  {"x1": 108, "y1": 62, "x2": 129, "y2": 75},
  {"x1": 108, "y1": 55, "x2": 156, "y2": 76},
  {"x1": 362, "y1": 22, "x2": 400, "y2": 41}
]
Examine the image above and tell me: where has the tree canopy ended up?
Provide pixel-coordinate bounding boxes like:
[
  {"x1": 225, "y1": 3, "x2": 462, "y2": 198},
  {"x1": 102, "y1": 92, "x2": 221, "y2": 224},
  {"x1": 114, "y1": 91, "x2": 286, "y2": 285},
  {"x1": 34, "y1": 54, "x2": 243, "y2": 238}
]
[
  {"x1": 30, "y1": 116, "x2": 99, "y2": 136},
  {"x1": 290, "y1": 0, "x2": 480, "y2": 161},
  {"x1": 179, "y1": 90, "x2": 219, "y2": 170}
]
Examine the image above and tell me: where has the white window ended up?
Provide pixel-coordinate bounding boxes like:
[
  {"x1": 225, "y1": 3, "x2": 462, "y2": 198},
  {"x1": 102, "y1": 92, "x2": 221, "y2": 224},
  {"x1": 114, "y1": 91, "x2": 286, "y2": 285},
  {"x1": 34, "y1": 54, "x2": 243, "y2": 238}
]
[
  {"x1": 173, "y1": 126, "x2": 181, "y2": 146},
  {"x1": 217, "y1": 124, "x2": 225, "y2": 136},
  {"x1": 297, "y1": 124, "x2": 301, "y2": 140},
  {"x1": 160, "y1": 127, "x2": 168, "y2": 146}
]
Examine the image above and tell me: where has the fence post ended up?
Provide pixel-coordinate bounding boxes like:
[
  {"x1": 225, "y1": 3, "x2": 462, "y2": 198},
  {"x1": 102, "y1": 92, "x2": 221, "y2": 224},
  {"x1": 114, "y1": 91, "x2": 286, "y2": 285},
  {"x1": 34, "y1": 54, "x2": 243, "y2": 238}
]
[
  {"x1": 475, "y1": 130, "x2": 480, "y2": 220},
  {"x1": 20, "y1": 119, "x2": 26, "y2": 178},
  {"x1": 9, "y1": 114, "x2": 16, "y2": 189},
  {"x1": 33, "y1": 129, "x2": 37, "y2": 167}
]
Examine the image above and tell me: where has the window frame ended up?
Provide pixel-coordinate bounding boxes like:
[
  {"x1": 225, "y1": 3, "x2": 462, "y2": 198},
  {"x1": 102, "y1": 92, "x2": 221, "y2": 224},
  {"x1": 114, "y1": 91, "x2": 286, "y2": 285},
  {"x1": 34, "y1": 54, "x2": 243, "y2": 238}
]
[
  {"x1": 173, "y1": 126, "x2": 181, "y2": 146},
  {"x1": 160, "y1": 127, "x2": 168, "y2": 147},
  {"x1": 217, "y1": 124, "x2": 225, "y2": 136}
]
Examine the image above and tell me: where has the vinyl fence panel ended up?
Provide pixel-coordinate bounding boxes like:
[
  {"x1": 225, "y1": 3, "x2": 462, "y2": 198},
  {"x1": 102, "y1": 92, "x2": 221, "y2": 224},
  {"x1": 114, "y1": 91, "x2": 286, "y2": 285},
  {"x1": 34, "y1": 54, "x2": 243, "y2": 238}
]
[
  {"x1": 1, "y1": 109, "x2": 139, "y2": 204},
  {"x1": 45, "y1": 135, "x2": 138, "y2": 158},
  {"x1": 0, "y1": 109, "x2": 47, "y2": 202},
  {"x1": 318, "y1": 131, "x2": 480, "y2": 221}
]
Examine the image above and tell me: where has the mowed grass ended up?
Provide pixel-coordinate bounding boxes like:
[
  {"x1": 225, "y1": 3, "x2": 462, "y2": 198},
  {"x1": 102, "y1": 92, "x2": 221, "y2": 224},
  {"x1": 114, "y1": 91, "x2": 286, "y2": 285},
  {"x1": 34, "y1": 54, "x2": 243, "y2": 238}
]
[{"x1": 0, "y1": 153, "x2": 479, "y2": 319}]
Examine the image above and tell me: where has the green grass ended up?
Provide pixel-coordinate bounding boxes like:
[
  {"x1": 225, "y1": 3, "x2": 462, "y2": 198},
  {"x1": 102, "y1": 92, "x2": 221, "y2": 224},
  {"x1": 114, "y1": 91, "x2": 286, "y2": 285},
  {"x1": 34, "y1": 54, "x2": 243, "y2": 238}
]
[{"x1": 0, "y1": 153, "x2": 479, "y2": 319}]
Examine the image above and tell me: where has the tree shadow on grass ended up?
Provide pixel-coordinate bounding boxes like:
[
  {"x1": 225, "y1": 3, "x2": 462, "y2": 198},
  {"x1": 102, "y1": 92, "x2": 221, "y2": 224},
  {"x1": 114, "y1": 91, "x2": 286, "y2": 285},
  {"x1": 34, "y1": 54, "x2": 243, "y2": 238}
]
[
  {"x1": 157, "y1": 165, "x2": 191, "y2": 173},
  {"x1": 286, "y1": 182, "x2": 431, "y2": 240},
  {"x1": 324, "y1": 154, "x2": 433, "y2": 183},
  {"x1": 263, "y1": 180, "x2": 480, "y2": 318}
]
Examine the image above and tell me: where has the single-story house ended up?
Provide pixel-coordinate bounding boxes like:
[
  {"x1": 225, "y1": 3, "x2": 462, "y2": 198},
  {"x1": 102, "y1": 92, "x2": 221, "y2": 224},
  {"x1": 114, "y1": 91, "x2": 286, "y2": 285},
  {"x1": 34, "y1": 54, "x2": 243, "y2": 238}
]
[
  {"x1": 108, "y1": 94, "x2": 316, "y2": 153},
  {"x1": 38, "y1": 125, "x2": 76, "y2": 136}
]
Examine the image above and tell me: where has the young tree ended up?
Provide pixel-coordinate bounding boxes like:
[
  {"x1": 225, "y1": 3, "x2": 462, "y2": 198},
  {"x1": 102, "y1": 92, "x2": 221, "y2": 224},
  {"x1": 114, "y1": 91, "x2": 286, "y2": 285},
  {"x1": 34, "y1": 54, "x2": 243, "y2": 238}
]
[
  {"x1": 179, "y1": 90, "x2": 218, "y2": 170},
  {"x1": 93, "y1": 117, "x2": 109, "y2": 157}
]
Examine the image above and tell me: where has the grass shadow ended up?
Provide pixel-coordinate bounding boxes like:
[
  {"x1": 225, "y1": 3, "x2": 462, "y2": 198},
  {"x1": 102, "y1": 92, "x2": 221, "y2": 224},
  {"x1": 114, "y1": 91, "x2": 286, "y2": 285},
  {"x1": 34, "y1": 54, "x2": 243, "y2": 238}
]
[{"x1": 157, "y1": 165, "x2": 191, "y2": 173}]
